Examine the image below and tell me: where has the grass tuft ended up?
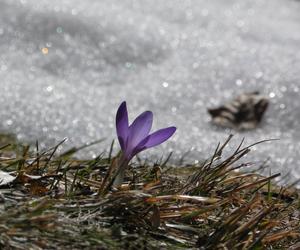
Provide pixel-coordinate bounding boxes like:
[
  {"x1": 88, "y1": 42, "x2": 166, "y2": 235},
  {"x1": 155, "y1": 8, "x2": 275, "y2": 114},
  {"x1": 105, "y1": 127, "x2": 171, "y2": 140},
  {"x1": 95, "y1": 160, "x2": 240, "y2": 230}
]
[{"x1": 0, "y1": 134, "x2": 299, "y2": 249}]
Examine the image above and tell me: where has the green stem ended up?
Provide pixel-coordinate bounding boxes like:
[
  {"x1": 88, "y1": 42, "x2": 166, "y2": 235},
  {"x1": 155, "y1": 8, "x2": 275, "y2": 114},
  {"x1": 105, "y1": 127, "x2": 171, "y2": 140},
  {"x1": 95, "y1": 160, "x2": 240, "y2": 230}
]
[{"x1": 112, "y1": 155, "x2": 129, "y2": 188}]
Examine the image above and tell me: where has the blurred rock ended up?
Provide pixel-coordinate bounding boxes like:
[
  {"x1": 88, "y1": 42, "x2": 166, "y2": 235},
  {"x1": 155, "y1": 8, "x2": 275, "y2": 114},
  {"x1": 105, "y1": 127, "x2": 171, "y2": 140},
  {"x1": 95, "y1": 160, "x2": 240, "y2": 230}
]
[{"x1": 208, "y1": 92, "x2": 269, "y2": 130}]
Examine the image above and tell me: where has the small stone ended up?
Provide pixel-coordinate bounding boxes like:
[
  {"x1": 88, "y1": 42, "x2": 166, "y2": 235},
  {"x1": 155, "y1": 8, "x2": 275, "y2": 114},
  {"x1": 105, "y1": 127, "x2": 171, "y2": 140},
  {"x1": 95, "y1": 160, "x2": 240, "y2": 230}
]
[{"x1": 208, "y1": 92, "x2": 269, "y2": 130}]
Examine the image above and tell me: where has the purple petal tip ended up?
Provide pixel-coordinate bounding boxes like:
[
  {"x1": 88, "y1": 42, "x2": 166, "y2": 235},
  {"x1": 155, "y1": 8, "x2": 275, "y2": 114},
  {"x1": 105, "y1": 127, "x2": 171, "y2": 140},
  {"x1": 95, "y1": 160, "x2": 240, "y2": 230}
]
[
  {"x1": 116, "y1": 101, "x2": 129, "y2": 151},
  {"x1": 143, "y1": 126, "x2": 176, "y2": 149}
]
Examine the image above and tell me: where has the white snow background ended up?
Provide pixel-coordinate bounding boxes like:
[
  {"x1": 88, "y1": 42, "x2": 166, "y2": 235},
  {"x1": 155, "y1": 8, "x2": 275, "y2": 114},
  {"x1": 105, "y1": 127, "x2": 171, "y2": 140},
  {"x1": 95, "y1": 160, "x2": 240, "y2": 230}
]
[{"x1": 0, "y1": 0, "x2": 300, "y2": 184}]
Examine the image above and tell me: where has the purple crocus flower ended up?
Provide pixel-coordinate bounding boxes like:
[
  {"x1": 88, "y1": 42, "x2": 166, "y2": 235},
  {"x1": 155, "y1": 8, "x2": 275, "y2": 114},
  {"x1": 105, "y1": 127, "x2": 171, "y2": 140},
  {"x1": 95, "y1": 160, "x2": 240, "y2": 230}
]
[{"x1": 116, "y1": 101, "x2": 176, "y2": 161}]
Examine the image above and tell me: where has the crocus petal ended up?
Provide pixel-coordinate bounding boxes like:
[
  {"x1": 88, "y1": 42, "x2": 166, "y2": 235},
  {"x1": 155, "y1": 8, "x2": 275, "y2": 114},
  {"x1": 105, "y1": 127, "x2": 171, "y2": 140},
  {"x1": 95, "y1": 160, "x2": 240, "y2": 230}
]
[
  {"x1": 143, "y1": 126, "x2": 176, "y2": 148},
  {"x1": 129, "y1": 136, "x2": 150, "y2": 159},
  {"x1": 116, "y1": 101, "x2": 129, "y2": 151},
  {"x1": 130, "y1": 126, "x2": 176, "y2": 158},
  {"x1": 127, "y1": 111, "x2": 153, "y2": 151}
]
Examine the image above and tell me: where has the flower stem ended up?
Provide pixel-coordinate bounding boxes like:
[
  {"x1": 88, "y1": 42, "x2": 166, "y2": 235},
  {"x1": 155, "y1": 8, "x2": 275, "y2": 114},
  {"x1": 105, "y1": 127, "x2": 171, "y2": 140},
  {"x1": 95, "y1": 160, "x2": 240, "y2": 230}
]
[{"x1": 112, "y1": 155, "x2": 129, "y2": 188}]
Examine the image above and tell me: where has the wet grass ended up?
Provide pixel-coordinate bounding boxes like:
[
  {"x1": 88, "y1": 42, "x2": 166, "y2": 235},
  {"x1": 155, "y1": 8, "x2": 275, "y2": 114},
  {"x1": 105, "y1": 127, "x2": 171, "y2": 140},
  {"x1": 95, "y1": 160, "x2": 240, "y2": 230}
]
[{"x1": 0, "y1": 134, "x2": 299, "y2": 249}]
